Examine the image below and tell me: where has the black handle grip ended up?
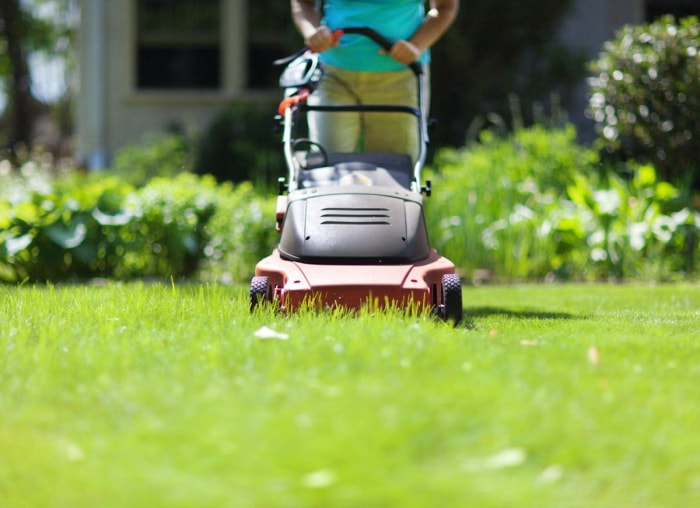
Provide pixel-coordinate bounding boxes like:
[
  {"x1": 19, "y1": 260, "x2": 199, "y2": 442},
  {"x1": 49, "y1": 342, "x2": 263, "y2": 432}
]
[{"x1": 337, "y1": 27, "x2": 424, "y2": 76}]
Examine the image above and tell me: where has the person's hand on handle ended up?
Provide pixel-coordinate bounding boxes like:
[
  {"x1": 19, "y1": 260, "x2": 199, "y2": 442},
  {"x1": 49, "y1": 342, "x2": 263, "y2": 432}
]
[
  {"x1": 388, "y1": 40, "x2": 422, "y2": 66},
  {"x1": 304, "y1": 26, "x2": 338, "y2": 53},
  {"x1": 292, "y1": 0, "x2": 338, "y2": 53}
]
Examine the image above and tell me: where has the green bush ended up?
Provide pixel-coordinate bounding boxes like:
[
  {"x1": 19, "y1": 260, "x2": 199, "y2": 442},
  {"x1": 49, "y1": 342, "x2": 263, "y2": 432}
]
[
  {"x1": 4, "y1": 124, "x2": 697, "y2": 284},
  {"x1": 196, "y1": 180, "x2": 278, "y2": 284},
  {"x1": 112, "y1": 132, "x2": 195, "y2": 187},
  {"x1": 116, "y1": 174, "x2": 219, "y2": 279},
  {"x1": 428, "y1": 124, "x2": 598, "y2": 280},
  {"x1": 195, "y1": 101, "x2": 283, "y2": 186},
  {"x1": 588, "y1": 15, "x2": 700, "y2": 188},
  {"x1": 0, "y1": 169, "x2": 136, "y2": 282},
  {"x1": 0, "y1": 168, "x2": 276, "y2": 283},
  {"x1": 428, "y1": 124, "x2": 699, "y2": 281},
  {"x1": 555, "y1": 164, "x2": 698, "y2": 280}
]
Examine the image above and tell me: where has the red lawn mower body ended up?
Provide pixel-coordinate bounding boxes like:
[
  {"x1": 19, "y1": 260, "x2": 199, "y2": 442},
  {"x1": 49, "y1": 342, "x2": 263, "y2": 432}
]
[{"x1": 250, "y1": 28, "x2": 462, "y2": 323}]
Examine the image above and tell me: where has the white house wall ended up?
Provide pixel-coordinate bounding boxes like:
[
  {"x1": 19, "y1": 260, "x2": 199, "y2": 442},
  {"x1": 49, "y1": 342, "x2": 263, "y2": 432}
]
[
  {"x1": 77, "y1": 0, "x2": 249, "y2": 169},
  {"x1": 76, "y1": 0, "x2": 107, "y2": 168}
]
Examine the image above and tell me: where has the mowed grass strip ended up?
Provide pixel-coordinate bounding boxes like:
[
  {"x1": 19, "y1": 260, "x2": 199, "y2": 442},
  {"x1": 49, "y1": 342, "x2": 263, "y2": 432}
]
[{"x1": 0, "y1": 283, "x2": 698, "y2": 507}]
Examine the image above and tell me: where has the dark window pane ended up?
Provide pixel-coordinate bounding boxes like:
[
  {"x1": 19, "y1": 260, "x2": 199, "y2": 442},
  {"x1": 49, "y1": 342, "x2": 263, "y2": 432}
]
[
  {"x1": 137, "y1": 47, "x2": 220, "y2": 89},
  {"x1": 138, "y1": 0, "x2": 219, "y2": 34},
  {"x1": 646, "y1": 0, "x2": 700, "y2": 21},
  {"x1": 136, "y1": 0, "x2": 220, "y2": 90},
  {"x1": 246, "y1": 0, "x2": 300, "y2": 89}
]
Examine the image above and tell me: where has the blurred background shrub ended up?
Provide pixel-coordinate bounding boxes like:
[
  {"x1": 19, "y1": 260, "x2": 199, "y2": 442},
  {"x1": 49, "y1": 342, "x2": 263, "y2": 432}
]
[
  {"x1": 0, "y1": 167, "x2": 276, "y2": 284},
  {"x1": 426, "y1": 124, "x2": 699, "y2": 282},
  {"x1": 588, "y1": 15, "x2": 700, "y2": 190}
]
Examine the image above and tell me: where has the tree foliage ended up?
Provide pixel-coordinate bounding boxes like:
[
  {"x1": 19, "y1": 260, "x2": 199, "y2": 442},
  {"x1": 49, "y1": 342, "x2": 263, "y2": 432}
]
[
  {"x1": 0, "y1": 0, "x2": 75, "y2": 155},
  {"x1": 588, "y1": 16, "x2": 700, "y2": 189}
]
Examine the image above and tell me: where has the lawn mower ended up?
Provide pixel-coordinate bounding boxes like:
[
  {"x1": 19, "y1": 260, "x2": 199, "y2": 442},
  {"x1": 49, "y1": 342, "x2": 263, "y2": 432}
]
[{"x1": 250, "y1": 27, "x2": 462, "y2": 324}]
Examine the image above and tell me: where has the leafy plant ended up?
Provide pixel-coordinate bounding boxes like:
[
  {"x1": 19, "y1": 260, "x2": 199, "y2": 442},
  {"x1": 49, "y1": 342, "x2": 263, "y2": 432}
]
[
  {"x1": 3, "y1": 122, "x2": 698, "y2": 284},
  {"x1": 427, "y1": 125, "x2": 699, "y2": 282},
  {"x1": 588, "y1": 15, "x2": 700, "y2": 188},
  {"x1": 0, "y1": 169, "x2": 275, "y2": 283},
  {"x1": 554, "y1": 164, "x2": 699, "y2": 280},
  {"x1": 196, "y1": 180, "x2": 278, "y2": 284},
  {"x1": 115, "y1": 174, "x2": 219, "y2": 279},
  {"x1": 195, "y1": 101, "x2": 283, "y2": 186},
  {"x1": 428, "y1": 124, "x2": 598, "y2": 281},
  {"x1": 0, "y1": 169, "x2": 136, "y2": 281},
  {"x1": 111, "y1": 132, "x2": 195, "y2": 187}
]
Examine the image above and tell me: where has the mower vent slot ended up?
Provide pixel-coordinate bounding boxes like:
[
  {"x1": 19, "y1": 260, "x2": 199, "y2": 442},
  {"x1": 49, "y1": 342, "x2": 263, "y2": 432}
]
[{"x1": 320, "y1": 207, "x2": 391, "y2": 225}]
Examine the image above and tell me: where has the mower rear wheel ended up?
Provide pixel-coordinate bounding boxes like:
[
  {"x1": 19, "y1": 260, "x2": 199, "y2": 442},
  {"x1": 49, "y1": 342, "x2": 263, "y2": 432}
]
[
  {"x1": 442, "y1": 273, "x2": 463, "y2": 325},
  {"x1": 250, "y1": 275, "x2": 271, "y2": 312}
]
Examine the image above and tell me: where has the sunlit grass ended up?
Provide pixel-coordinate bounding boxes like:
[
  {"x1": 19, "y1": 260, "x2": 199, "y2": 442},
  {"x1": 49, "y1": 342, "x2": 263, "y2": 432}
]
[{"x1": 1, "y1": 282, "x2": 699, "y2": 507}]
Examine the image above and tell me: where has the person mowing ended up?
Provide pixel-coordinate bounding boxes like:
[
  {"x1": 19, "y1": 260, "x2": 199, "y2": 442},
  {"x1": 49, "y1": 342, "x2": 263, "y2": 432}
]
[{"x1": 291, "y1": 0, "x2": 459, "y2": 162}]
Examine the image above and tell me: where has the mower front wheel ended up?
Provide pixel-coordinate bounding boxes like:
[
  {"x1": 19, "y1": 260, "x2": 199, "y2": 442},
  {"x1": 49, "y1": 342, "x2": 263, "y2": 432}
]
[
  {"x1": 441, "y1": 273, "x2": 463, "y2": 325},
  {"x1": 250, "y1": 275, "x2": 272, "y2": 312}
]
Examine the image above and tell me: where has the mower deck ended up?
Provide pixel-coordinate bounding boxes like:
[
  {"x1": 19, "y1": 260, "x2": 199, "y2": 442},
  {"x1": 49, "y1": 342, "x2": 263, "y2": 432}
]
[{"x1": 254, "y1": 247, "x2": 456, "y2": 312}]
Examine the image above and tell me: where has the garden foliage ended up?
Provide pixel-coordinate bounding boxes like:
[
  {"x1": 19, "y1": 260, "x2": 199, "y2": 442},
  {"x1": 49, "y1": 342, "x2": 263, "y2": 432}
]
[
  {"x1": 588, "y1": 15, "x2": 700, "y2": 188},
  {"x1": 195, "y1": 101, "x2": 283, "y2": 185},
  {"x1": 2, "y1": 124, "x2": 698, "y2": 284},
  {"x1": 111, "y1": 132, "x2": 195, "y2": 187},
  {"x1": 428, "y1": 124, "x2": 699, "y2": 282},
  {"x1": 0, "y1": 166, "x2": 276, "y2": 284}
]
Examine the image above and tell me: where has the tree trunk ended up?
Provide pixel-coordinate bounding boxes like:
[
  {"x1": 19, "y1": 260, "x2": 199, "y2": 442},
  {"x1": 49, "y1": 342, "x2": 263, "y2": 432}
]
[{"x1": 0, "y1": 0, "x2": 34, "y2": 157}]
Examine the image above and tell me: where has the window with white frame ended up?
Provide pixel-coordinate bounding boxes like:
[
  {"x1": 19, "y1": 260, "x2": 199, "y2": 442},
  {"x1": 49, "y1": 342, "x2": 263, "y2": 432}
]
[
  {"x1": 136, "y1": 0, "x2": 221, "y2": 90},
  {"x1": 134, "y1": 0, "x2": 300, "y2": 92}
]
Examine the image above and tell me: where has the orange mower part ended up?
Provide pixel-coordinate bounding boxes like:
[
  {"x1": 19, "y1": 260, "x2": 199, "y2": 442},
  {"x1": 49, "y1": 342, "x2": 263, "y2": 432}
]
[{"x1": 251, "y1": 248, "x2": 462, "y2": 322}]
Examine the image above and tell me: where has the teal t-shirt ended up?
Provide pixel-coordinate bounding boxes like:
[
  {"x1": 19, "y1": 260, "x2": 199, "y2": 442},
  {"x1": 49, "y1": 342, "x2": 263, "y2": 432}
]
[{"x1": 320, "y1": 0, "x2": 429, "y2": 71}]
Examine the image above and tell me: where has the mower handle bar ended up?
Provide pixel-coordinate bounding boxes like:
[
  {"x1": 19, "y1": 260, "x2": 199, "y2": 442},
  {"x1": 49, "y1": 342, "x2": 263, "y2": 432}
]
[
  {"x1": 333, "y1": 27, "x2": 424, "y2": 77},
  {"x1": 279, "y1": 27, "x2": 429, "y2": 192},
  {"x1": 275, "y1": 27, "x2": 424, "y2": 77},
  {"x1": 305, "y1": 104, "x2": 420, "y2": 115}
]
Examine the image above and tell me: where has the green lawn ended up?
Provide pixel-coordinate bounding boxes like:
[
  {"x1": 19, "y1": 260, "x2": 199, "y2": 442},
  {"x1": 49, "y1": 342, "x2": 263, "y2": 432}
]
[{"x1": 1, "y1": 283, "x2": 698, "y2": 507}]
